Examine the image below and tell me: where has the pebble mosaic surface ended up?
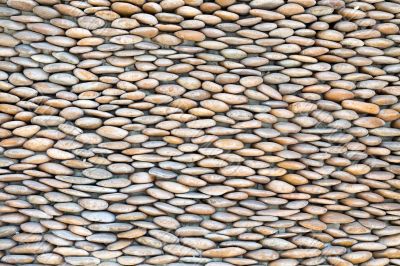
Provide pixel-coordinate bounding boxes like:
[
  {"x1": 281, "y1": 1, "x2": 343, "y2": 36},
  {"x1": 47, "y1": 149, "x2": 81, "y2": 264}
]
[{"x1": 0, "y1": 0, "x2": 400, "y2": 265}]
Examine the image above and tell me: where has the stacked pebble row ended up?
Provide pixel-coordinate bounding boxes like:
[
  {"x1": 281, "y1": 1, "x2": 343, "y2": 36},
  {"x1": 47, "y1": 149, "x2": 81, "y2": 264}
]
[{"x1": 0, "y1": 0, "x2": 400, "y2": 265}]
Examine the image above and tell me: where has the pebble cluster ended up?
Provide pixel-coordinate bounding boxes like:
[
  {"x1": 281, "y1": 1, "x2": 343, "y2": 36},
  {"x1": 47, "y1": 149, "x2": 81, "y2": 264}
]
[{"x1": 0, "y1": 0, "x2": 400, "y2": 265}]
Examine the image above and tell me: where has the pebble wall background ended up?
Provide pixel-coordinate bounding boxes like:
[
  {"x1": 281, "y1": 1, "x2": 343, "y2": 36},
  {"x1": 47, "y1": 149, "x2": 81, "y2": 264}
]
[{"x1": 0, "y1": 0, "x2": 400, "y2": 265}]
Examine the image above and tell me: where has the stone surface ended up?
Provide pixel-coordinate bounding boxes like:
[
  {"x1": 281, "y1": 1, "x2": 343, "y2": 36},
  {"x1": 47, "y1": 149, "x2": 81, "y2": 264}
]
[{"x1": 0, "y1": 0, "x2": 400, "y2": 265}]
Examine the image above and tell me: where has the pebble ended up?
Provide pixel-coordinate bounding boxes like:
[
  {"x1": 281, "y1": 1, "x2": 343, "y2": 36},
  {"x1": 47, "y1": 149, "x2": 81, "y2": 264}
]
[
  {"x1": 203, "y1": 247, "x2": 246, "y2": 258},
  {"x1": 0, "y1": 0, "x2": 399, "y2": 265}
]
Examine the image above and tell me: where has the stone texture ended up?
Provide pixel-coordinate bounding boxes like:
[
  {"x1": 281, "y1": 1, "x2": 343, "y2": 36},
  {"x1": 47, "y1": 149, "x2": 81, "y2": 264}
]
[{"x1": 0, "y1": 0, "x2": 400, "y2": 265}]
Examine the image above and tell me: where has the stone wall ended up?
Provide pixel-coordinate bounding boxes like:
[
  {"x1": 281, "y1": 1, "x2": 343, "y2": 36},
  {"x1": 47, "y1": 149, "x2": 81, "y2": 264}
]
[{"x1": 0, "y1": 0, "x2": 400, "y2": 265}]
